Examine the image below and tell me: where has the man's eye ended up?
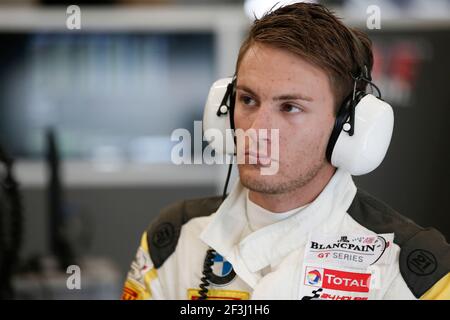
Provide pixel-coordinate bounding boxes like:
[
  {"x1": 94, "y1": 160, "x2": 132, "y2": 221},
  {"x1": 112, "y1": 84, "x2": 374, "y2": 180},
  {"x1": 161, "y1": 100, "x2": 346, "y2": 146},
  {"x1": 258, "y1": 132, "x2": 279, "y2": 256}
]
[
  {"x1": 280, "y1": 104, "x2": 302, "y2": 113},
  {"x1": 239, "y1": 95, "x2": 256, "y2": 106}
]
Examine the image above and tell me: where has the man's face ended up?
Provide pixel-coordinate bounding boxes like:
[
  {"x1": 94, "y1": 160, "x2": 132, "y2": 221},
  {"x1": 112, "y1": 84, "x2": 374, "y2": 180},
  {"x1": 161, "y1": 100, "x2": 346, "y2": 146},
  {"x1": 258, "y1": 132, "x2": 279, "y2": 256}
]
[{"x1": 234, "y1": 43, "x2": 336, "y2": 194}]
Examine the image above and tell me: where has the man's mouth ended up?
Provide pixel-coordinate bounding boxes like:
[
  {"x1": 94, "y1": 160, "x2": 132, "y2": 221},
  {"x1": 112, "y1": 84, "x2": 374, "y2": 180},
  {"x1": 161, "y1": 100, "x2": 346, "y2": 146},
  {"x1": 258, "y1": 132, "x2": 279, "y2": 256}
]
[{"x1": 245, "y1": 151, "x2": 273, "y2": 167}]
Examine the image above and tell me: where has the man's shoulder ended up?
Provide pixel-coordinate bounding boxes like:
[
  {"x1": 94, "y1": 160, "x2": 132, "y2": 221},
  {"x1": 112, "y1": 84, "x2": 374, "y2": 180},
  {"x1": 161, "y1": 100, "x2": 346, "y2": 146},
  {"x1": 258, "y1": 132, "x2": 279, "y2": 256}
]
[
  {"x1": 348, "y1": 188, "x2": 420, "y2": 243},
  {"x1": 145, "y1": 195, "x2": 223, "y2": 269},
  {"x1": 348, "y1": 188, "x2": 450, "y2": 299}
]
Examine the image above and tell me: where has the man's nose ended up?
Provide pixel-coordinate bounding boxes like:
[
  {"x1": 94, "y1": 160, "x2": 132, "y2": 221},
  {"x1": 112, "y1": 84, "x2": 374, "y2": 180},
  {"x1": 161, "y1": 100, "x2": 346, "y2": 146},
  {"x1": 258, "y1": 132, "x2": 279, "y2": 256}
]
[{"x1": 249, "y1": 103, "x2": 273, "y2": 132}]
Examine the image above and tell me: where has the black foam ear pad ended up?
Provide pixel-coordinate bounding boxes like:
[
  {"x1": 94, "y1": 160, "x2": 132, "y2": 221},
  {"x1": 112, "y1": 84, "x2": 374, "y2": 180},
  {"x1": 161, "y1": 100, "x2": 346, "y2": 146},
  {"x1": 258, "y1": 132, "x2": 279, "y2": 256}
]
[
  {"x1": 326, "y1": 91, "x2": 366, "y2": 162},
  {"x1": 326, "y1": 94, "x2": 353, "y2": 162},
  {"x1": 229, "y1": 79, "x2": 237, "y2": 131}
]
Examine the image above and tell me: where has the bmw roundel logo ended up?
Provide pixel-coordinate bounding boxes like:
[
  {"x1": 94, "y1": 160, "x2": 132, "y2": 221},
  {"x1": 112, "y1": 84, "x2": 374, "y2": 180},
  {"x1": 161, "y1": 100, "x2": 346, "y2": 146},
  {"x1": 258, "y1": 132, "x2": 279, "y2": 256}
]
[{"x1": 209, "y1": 253, "x2": 236, "y2": 286}]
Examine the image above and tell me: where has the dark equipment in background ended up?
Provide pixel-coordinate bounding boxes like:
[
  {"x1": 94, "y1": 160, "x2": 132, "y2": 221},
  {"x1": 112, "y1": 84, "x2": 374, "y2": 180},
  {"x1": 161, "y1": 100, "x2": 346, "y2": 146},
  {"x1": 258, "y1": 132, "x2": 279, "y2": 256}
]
[
  {"x1": 0, "y1": 129, "x2": 78, "y2": 299},
  {"x1": 46, "y1": 128, "x2": 77, "y2": 271},
  {"x1": 0, "y1": 145, "x2": 22, "y2": 300},
  {"x1": 11, "y1": 129, "x2": 121, "y2": 299}
]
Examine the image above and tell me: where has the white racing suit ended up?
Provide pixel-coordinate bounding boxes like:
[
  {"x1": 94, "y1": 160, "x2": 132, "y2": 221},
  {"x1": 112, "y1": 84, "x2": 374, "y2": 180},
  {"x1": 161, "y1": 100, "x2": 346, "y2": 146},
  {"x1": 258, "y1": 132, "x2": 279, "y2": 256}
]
[{"x1": 122, "y1": 169, "x2": 450, "y2": 300}]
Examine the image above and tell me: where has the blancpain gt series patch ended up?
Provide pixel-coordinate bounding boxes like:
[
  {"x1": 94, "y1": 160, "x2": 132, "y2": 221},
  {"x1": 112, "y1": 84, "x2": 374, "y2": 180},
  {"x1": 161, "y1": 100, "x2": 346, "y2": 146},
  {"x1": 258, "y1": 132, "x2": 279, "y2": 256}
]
[{"x1": 304, "y1": 233, "x2": 395, "y2": 269}]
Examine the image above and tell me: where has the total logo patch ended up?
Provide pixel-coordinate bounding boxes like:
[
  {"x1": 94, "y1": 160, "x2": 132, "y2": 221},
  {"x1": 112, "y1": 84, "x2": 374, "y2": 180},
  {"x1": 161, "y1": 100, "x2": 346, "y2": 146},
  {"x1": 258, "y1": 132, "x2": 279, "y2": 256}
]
[
  {"x1": 303, "y1": 267, "x2": 371, "y2": 293},
  {"x1": 306, "y1": 269, "x2": 322, "y2": 286}
]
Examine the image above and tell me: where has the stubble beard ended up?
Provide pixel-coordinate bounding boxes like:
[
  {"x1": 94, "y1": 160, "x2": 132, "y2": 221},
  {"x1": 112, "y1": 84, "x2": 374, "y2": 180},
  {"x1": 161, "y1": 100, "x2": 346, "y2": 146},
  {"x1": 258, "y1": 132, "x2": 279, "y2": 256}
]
[{"x1": 239, "y1": 158, "x2": 327, "y2": 195}]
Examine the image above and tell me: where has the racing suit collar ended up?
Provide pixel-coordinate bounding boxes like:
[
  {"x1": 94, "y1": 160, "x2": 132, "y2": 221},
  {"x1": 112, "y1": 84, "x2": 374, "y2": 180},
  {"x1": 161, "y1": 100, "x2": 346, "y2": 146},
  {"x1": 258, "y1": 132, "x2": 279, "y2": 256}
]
[
  {"x1": 199, "y1": 177, "x2": 248, "y2": 258},
  {"x1": 200, "y1": 168, "x2": 357, "y2": 281}
]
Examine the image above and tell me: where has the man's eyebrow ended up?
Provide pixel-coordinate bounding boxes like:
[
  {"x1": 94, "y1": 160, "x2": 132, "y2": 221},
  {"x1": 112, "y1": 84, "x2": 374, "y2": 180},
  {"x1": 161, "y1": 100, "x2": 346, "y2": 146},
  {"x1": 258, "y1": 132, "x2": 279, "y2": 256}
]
[
  {"x1": 236, "y1": 84, "x2": 313, "y2": 102},
  {"x1": 273, "y1": 93, "x2": 314, "y2": 102}
]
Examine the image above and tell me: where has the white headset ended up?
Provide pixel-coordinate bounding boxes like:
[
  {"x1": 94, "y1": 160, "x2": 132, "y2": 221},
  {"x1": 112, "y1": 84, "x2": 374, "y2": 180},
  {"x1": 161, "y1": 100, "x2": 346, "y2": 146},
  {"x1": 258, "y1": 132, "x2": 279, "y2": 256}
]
[{"x1": 202, "y1": 71, "x2": 394, "y2": 176}]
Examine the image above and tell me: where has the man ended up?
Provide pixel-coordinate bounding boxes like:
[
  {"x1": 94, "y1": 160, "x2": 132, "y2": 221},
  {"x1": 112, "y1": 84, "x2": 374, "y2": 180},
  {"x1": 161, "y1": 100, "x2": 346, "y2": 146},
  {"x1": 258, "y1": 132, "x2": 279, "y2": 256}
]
[{"x1": 122, "y1": 3, "x2": 449, "y2": 300}]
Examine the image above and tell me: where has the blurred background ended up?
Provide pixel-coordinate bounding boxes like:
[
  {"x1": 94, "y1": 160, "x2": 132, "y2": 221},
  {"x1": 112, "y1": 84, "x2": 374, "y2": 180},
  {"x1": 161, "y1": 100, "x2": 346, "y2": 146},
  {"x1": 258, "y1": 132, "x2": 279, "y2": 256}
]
[{"x1": 0, "y1": 0, "x2": 449, "y2": 299}]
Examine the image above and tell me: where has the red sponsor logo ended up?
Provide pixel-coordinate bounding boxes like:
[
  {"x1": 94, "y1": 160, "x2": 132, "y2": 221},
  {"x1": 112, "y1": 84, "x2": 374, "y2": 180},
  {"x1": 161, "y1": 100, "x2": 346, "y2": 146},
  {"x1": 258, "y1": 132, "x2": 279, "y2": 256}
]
[
  {"x1": 121, "y1": 286, "x2": 139, "y2": 300},
  {"x1": 305, "y1": 267, "x2": 371, "y2": 293},
  {"x1": 190, "y1": 295, "x2": 244, "y2": 300},
  {"x1": 320, "y1": 293, "x2": 368, "y2": 300},
  {"x1": 323, "y1": 269, "x2": 371, "y2": 293},
  {"x1": 363, "y1": 237, "x2": 375, "y2": 244}
]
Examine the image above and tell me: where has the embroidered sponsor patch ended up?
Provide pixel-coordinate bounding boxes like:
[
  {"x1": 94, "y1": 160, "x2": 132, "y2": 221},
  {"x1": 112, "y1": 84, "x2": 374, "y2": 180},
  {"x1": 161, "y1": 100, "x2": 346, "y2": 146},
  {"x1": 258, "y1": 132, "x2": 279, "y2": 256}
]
[
  {"x1": 122, "y1": 244, "x2": 157, "y2": 300},
  {"x1": 122, "y1": 285, "x2": 139, "y2": 300},
  {"x1": 299, "y1": 233, "x2": 394, "y2": 300},
  {"x1": 304, "y1": 267, "x2": 371, "y2": 293},
  {"x1": 407, "y1": 249, "x2": 437, "y2": 276},
  {"x1": 152, "y1": 222, "x2": 175, "y2": 248},
  {"x1": 301, "y1": 288, "x2": 369, "y2": 300},
  {"x1": 304, "y1": 233, "x2": 394, "y2": 269},
  {"x1": 129, "y1": 247, "x2": 153, "y2": 287},
  {"x1": 209, "y1": 253, "x2": 236, "y2": 286},
  {"x1": 187, "y1": 288, "x2": 249, "y2": 300},
  {"x1": 122, "y1": 280, "x2": 151, "y2": 300},
  {"x1": 300, "y1": 266, "x2": 373, "y2": 300}
]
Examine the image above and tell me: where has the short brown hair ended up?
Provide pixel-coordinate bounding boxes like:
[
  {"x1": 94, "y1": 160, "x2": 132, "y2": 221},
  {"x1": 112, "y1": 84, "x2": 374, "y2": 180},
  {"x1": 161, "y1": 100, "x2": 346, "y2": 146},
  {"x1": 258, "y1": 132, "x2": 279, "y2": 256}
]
[{"x1": 235, "y1": 3, "x2": 373, "y2": 111}]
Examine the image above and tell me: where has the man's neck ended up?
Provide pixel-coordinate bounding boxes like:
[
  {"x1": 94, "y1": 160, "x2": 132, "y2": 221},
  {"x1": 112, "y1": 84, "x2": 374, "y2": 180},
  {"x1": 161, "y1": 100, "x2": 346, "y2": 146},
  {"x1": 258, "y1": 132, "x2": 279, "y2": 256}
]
[{"x1": 248, "y1": 165, "x2": 336, "y2": 213}]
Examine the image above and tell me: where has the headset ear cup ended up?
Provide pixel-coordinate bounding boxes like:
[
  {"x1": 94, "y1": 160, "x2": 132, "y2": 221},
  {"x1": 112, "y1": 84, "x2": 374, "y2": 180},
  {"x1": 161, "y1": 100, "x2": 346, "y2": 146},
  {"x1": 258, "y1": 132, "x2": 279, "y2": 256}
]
[
  {"x1": 330, "y1": 94, "x2": 394, "y2": 175},
  {"x1": 203, "y1": 78, "x2": 235, "y2": 155}
]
